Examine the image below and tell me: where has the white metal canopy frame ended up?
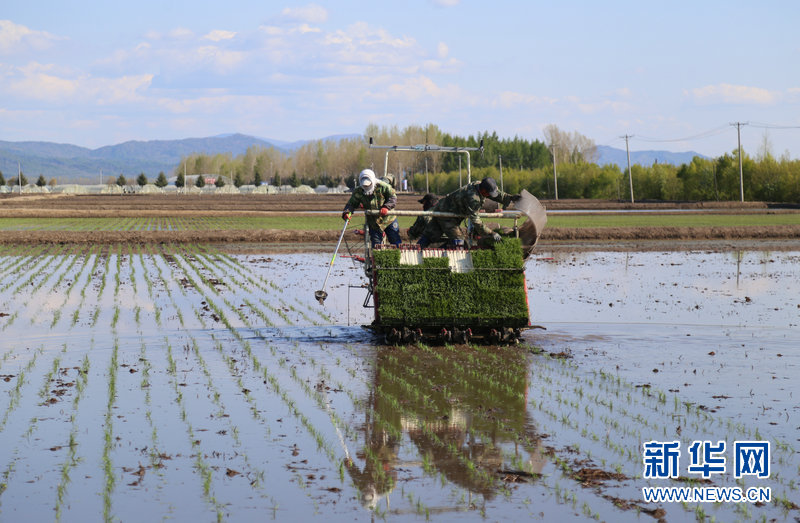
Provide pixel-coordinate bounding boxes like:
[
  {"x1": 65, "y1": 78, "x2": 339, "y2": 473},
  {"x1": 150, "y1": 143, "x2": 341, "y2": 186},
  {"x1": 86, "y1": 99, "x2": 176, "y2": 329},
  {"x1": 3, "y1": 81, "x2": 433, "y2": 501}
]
[{"x1": 368, "y1": 136, "x2": 484, "y2": 185}]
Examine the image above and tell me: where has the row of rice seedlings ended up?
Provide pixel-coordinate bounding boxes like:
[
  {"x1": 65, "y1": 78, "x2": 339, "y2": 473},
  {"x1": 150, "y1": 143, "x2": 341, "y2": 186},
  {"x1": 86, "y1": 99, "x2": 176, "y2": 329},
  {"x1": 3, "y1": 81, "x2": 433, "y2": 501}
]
[
  {"x1": 49, "y1": 247, "x2": 97, "y2": 329},
  {"x1": 155, "y1": 249, "x2": 587, "y2": 517},
  {"x1": 102, "y1": 339, "x2": 119, "y2": 521},
  {"x1": 135, "y1": 245, "x2": 161, "y2": 327},
  {"x1": 90, "y1": 248, "x2": 114, "y2": 327},
  {"x1": 0, "y1": 346, "x2": 46, "y2": 500},
  {"x1": 71, "y1": 246, "x2": 101, "y2": 327},
  {"x1": 0, "y1": 346, "x2": 44, "y2": 431},
  {"x1": 0, "y1": 246, "x2": 65, "y2": 331},
  {"x1": 163, "y1": 252, "x2": 358, "y2": 502},
  {"x1": 26, "y1": 244, "x2": 76, "y2": 296},
  {"x1": 54, "y1": 353, "x2": 91, "y2": 521},
  {"x1": 522, "y1": 348, "x2": 794, "y2": 520},
  {"x1": 195, "y1": 245, "x2": 331, "y2": 325},
  {"x1": 158, "y1": 245, "x2": 463, "y2": 513},
  {"x1": 136, "y1": 340, "x2": 167, "y2": 474},
  {"x1": 0, "y1": 244, "x2": 42, "y2": 280},
  {"x1": 123, "y1": 245, "x2": 146, "y2": 332},
  {"x1": 536, "y1": 347, "x2": 797, "y2": 483},
  {"x1": 145, "y1": 246, "x2": 297, "y2": 509},
  {"x1": 0, "y1": 245, "x2": 79, "y2": 330},
  {"x1": 184, "y1": 248, "x2": 293, "y2": 327},
  {"x1": 0, "y1": 244, "x2": 59, "y2": 297},
  {"x1": 162, "y1": 336, "x2": 226, "y2": 520},
  {"x1": 144, "y1": 244, "x2": 185, "y2": 328}
]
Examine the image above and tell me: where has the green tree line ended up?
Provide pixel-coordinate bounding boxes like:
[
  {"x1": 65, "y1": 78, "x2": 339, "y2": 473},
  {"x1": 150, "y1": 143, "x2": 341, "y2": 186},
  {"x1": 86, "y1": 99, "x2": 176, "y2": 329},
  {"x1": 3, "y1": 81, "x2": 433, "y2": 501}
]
[{"x1": 174, "y1": 123, "x2": 800, "y2": 203}]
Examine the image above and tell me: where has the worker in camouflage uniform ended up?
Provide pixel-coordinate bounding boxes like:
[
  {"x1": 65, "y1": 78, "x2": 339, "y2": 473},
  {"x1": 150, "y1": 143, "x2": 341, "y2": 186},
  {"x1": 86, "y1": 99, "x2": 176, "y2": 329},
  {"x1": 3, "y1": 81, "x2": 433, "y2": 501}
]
[
  {"x1": 417, "y1": 177, "x2": 520, "y2": 247},
  {"x1": 407, "y1": 193, "x2": 439, "y2": 242},
  {"x1": 342, "y1": 169, "x2": 401, "y2": 248}
]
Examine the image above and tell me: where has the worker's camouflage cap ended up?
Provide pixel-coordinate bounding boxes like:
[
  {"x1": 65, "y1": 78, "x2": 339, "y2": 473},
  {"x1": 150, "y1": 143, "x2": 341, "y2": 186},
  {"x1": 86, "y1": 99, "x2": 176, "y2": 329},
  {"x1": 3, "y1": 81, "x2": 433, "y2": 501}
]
[
  {"x1": 418, "y1": 193, "x2": 439, "y2": 210},
  {"x1": 479, "y1": 177, "x2": 499, "y2": 197}
]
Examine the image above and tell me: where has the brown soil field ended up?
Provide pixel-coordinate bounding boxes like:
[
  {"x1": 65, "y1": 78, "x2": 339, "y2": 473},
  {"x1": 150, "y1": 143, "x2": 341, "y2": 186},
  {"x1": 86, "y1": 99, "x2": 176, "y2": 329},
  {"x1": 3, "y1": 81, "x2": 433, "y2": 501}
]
[{"x1": 1, "y1": 193, "x2": 800, "y2": 248}]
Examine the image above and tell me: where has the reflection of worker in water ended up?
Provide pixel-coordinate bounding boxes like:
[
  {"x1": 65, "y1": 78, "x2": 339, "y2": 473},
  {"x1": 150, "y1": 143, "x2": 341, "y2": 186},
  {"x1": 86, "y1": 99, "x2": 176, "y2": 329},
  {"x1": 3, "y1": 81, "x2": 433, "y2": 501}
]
[
  {"x1": 346, "y1": 346, "x2": 545, "y2": 513},
  {"x1": 342, "y1": 169, "x2": 401, "y2": 248},
  {"x1": 343, "y1": 390, "x2": 401, "y2": 510},
  {"x1": 407, "y1": 193, "x2": 440, "y2": 242},
  {"x1": 417, "y1": 177, "x2": 521, "y2": 248}
]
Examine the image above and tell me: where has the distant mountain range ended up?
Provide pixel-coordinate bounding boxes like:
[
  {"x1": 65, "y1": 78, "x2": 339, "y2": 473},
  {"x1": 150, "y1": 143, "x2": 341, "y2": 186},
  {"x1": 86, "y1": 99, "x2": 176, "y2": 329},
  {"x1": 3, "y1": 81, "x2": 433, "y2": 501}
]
[
  {"x1": 596, "y1": 145, "x2": 705, "y2": 167},
  {"x1": 0, "y1": 134, "x2": 703, "y2": 184},
  {"x1": 0, "y1": 133, "x2": 326, "y2": 184}
]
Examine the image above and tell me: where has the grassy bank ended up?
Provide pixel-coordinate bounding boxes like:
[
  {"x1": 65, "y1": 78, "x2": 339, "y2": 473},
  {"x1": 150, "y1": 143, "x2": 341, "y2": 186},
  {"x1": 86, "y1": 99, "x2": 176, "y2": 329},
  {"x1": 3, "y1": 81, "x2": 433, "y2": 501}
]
[{"x1": 2, "y1": 212, "x2": 800, "y2": 232}]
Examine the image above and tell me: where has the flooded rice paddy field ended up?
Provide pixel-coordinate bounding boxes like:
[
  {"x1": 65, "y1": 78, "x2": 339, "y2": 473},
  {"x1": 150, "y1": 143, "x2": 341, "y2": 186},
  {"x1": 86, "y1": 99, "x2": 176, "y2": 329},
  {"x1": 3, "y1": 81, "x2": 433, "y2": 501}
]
[{"x1": 0, "y1": 243, "x2": 797, "y2": 522}]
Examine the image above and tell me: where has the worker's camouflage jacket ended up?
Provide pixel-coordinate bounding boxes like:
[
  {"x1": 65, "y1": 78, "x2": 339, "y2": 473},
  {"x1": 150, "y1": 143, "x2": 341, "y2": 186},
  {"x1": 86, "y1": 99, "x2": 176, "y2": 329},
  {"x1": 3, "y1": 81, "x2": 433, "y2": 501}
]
[
  {"x1": 430, "y1": 181, "x2": 514, "y2": 236},
  {"x1": 407, "y1": 215, "x2": 430, "y2": 240},
  {"x1": 343, "y1": 180, "x2": 397, "y2": 230}
]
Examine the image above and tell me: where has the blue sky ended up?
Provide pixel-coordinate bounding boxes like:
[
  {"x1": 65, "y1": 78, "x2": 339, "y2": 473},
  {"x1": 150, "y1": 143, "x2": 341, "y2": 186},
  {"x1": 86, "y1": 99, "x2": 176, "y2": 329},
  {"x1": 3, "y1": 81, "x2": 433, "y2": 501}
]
[{"x1": 2, "y1": 1, "x2": 799, "y2": 158}]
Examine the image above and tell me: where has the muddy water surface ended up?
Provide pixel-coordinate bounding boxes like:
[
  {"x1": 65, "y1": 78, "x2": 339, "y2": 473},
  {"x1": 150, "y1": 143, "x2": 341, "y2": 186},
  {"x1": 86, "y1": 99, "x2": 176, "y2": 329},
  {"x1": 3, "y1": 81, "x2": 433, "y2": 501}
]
[{"x1": 0, "y1": 245, "x2": 797, "y2": 522}]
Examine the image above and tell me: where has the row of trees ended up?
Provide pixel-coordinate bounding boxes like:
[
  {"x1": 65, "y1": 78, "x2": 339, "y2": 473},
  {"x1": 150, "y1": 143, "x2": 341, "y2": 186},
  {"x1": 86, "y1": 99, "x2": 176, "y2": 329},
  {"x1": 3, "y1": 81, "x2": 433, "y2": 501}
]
[
  {"x1": 175, "y1": 123, "x2": 800, "y2": 202},
  {"x1": 0, "y1": 172, "x2": 57, "y2": 187},
  {"x1": 176, "y1": 124, "x2": 598, "y2": 190},
  {"x1": 7, "y1": 124, "x2": 796, "y2": 201},
  {"x1": 407, "y1": 151, "x2": 800, "y2": 203}
]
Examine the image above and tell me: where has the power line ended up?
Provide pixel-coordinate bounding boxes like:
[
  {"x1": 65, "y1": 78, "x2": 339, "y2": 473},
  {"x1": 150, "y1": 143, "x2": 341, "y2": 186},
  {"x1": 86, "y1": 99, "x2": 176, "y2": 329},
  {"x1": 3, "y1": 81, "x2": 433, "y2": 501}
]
[
  {"x1": 749, "y1": 121, "x2": 800, "y2": 129},
  {"x1": 635, "y1": 125, "x2": 730, "y2": 143}
]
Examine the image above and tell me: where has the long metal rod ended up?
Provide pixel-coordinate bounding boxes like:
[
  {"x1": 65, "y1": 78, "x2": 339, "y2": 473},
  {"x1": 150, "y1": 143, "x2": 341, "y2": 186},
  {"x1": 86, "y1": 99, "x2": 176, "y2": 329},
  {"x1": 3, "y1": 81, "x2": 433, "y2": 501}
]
[
  {"x1": 365, "y1": 209, "x2": 523, "y2": 218},
  {"x1": 369, "y1": 139, "x2": 480, "y2": 184},
  {"x1": 318, "y1": 216, "x2": 350, "y2": 295}
]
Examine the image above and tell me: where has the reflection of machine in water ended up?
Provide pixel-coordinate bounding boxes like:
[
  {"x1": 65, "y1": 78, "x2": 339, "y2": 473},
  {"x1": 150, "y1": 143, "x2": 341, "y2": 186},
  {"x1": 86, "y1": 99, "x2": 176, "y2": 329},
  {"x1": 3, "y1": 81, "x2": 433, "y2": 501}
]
[{"x1": 344, "y1": 345, "x2": 546, "y2": 513}]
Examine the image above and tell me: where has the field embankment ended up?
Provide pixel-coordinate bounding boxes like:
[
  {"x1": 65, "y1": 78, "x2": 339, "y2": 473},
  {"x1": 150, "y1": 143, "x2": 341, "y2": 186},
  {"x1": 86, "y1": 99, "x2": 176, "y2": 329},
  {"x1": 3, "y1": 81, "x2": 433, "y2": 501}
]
[{"x1": 1, "y1": 193, "x2": 799, "y2": 248}]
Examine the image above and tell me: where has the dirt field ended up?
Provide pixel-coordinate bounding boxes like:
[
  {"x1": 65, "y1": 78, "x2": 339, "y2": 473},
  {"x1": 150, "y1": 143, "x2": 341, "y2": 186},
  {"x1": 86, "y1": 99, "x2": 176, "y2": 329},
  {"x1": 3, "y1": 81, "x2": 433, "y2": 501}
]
[{"x1": 2, "y1": 193, "x2": 800, "y2": 248}]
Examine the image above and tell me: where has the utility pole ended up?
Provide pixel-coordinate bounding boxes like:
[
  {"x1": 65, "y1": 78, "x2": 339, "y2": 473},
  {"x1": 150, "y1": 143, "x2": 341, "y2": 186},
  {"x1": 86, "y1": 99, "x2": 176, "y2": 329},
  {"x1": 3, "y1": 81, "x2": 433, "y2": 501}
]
[
  {"x1": 498, "y1": 155, "x2": 504, "y2": 193},
  {"x1": 622, "y1": 134, "x2": 634, "y2": 203},
  {"x1": 424, "y1": 157, "x2": 429, "y2": 194},
  {"x1": 549, "y1": 144, "x2": 558, "y2": 200},
  {"x1": 731, "y1": 122, "x2": 747, "y2": 202},
  {"x1": 18, "y1": 162, "x2": 22, "y2": 195}
]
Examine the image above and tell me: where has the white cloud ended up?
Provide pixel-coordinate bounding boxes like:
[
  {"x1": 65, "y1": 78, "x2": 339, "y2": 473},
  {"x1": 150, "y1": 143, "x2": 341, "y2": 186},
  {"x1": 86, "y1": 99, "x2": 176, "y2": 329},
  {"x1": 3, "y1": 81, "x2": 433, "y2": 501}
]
[
  {"x1": 577, "y1": 100, "x2": 631, "y2": 114},
  {"x1": 157, "y1": 94, "x2": 280, "y2": 115},
  {"x1": 2, "y1": 62, "x2": 152, "y2": 104},
  {"x1": 280, "y1": 4, "x2": 328, "y2": 24},
  {"x1": 493, "y1": 91, "x2": 556, "y2": 109},
  {"x1": 421, "y1": 57, "x2": 461, "y2": 74},
  {"x1": 437, "y1": 42, "x2": 449, "y2": 59},
  {"x1": 195, "y1": 46, "x2": 246, "y2": 72},
  {"x1": 687, "y1": 83, "x2": 777, "y2": 105},
  {"x1": 430, "y1": 0, "x2": 460, "y2": 6},
  {"x1": 168, "y1": 27, "x2": 195, "y2": 40},
  {"x1": 204, "y1": 30, "x2": 237, "y2": 42},
  {"x1": 0, "y1": 20, "x2": 62, "y2": 54}
]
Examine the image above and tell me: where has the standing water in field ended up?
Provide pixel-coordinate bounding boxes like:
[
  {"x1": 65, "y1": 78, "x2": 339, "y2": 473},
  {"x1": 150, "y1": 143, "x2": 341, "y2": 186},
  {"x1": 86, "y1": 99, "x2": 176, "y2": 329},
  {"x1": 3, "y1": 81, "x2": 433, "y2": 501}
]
[{"x1": 0, "y1": 245, "x2": 797, "y2": 522}]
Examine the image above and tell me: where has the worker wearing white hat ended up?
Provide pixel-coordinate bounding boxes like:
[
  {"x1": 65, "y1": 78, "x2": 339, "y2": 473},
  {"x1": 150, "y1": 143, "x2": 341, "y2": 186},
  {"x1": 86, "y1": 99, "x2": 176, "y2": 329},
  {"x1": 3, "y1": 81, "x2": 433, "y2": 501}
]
[{"x1": 342, "y1": 169, "x2": 401, "y2": 247}]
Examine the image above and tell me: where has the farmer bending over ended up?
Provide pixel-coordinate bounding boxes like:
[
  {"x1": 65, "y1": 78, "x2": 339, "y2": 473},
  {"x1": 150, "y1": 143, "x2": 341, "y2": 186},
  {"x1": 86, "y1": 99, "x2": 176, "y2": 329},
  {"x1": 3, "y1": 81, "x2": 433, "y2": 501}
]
[
  {"x1": 407, "y1": 193, "x2": 440, "y2": 242},
  {"x1": 417, "y1": 177, "x2": 520, "y2": 247},
  {"x1": 342, "y1": 169, "x2": 401, "y2": 248}
]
